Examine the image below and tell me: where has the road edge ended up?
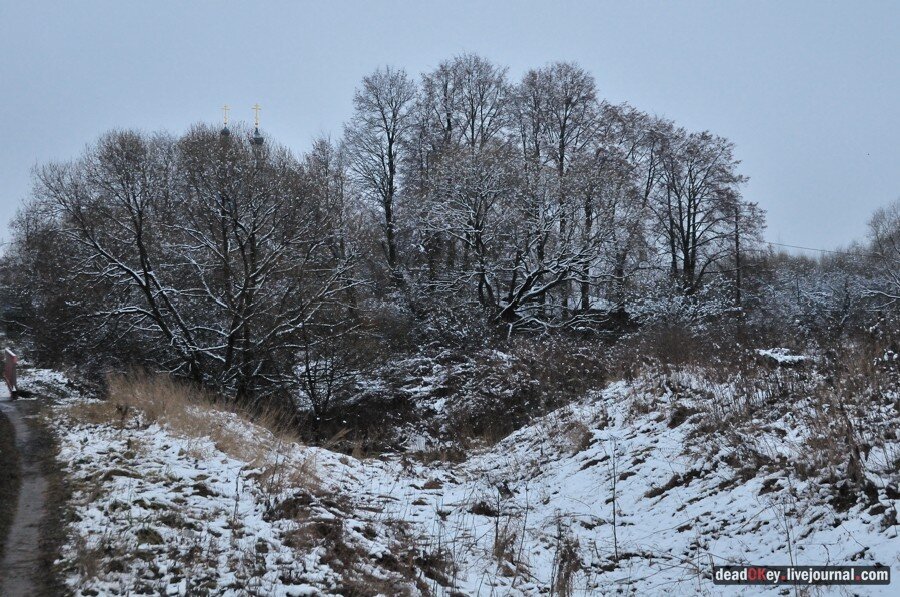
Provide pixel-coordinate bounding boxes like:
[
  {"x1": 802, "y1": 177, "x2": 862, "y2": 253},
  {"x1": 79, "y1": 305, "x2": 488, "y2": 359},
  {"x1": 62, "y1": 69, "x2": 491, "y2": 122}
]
[{"x1": 0, "y1": 403, "x2": 21, "y2": 563}]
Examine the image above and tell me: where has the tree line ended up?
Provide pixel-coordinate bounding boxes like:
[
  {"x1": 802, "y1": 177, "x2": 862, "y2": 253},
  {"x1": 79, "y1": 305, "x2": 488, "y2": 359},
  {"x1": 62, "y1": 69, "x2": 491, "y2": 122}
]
[{"x1": 4, "y1": 53, "x2": 898, "y2": 418}]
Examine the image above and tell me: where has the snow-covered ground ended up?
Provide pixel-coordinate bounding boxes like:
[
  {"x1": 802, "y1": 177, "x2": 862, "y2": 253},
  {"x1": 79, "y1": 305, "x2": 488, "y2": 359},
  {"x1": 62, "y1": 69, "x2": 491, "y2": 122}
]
[
  {"x1": 756, "y1": 348, "x2": 811, "y2": 366},
  {"x1": 30, "y1": 363, "x2": 900, "y2": 595}
]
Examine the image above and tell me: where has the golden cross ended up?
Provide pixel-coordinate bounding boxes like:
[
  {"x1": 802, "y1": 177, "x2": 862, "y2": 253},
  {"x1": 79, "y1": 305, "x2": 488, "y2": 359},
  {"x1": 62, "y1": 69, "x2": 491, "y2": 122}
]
[
  {"x1": 252, "y1": 103, "x2": 262, "y2": 127},
  {"x1": 222, "y1": 104, "x2": 230, "y2": 126}
]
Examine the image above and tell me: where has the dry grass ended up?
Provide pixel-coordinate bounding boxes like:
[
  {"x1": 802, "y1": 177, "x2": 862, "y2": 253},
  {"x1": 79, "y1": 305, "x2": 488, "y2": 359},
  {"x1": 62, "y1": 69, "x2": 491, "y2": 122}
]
[
  {"x1": 70, "y1": 534, "x2": 102, "y2": 582},
  {"x1": 492, "y1": 519, "x2": 518, "y2": 565},
  {"x1": 551, "y1": 525, "x2": 582, "y2": 597},
  {"x1": 60, "y1": 371, "x2": 439, "y2": 592},
  {"x1": 410, "y1": 444, "x2": 468, "y2": 465},
  {"x1": 563, "y1": 420, "x2": 593, "y2": 454},
  {"x1": 65, "y1": 370, "x2": 320, "y2": 491}
]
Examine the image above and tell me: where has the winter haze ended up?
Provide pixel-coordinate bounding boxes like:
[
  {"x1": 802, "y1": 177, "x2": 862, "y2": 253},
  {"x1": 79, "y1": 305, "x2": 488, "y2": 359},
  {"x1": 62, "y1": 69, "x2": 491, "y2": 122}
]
[{"x1": 1, "y1": 0, "x2": 899, "y2": 250}]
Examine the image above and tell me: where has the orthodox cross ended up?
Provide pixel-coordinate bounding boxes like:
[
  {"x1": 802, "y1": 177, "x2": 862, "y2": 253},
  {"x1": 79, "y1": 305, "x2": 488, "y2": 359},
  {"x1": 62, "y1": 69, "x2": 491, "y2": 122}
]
[{"x1": 252, "y1": 103, "x2": 262, "y2": 128}]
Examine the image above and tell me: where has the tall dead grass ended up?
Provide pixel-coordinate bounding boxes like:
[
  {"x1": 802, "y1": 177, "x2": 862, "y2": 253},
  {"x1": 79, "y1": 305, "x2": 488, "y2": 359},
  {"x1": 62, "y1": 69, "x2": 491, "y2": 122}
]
[{"x1": 66, "y1": 370, "x2": 319, "y2": 490}]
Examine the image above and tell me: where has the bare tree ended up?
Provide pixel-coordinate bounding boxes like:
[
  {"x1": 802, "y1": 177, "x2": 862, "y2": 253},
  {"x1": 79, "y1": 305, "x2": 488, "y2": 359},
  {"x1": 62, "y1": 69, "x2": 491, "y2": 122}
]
[
  {"x1": 868, "y1": 198, "x2": 900, "y2": 305},
  {"x1": 28, "y1": 126, "x2": 360, "y2": 407},
  {"x1": 596, "y1": 106, "x2": 669, "y2": 313},
  {"x1": 3, "y1": 54, "x2": 773, "y2": 416},
  {"x1": 529, "y1": 63, "x2": 599, "y2": 312},
  {"x1": 344, "y1": 66, "x2": 416, "y2": 283},
  {"x1": 413, "y1": 55, "x2": 514, "y2": 312},
  {"x1": 35, "y1": 131, "x2": 207, "y2": 380},
  {"x1": 651, "y1": 129, "x2": 753, "y2": 294}
]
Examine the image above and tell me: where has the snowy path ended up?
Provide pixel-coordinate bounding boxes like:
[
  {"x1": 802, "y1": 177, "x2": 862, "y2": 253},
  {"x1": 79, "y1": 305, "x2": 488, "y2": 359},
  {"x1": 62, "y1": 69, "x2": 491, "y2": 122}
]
[{"x1": 0, "y1": 396, "x2": 48, "y2": 597}]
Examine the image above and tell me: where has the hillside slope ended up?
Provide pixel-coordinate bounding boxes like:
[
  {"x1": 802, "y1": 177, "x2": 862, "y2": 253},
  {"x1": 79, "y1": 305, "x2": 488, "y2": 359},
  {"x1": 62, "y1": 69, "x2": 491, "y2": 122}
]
[{"x1": 35, "y1": 362, "x2": 900, "y2": 595}]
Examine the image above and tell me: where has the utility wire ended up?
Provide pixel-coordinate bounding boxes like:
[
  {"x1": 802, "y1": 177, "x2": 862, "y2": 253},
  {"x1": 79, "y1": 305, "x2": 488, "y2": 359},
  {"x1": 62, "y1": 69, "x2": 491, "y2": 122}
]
[
  {"x1": 740, "y1": 241, "x2": 879, "y2": 258},
  {"x1": 763, "y1": 240, "x2": 865, "y2": 256}
]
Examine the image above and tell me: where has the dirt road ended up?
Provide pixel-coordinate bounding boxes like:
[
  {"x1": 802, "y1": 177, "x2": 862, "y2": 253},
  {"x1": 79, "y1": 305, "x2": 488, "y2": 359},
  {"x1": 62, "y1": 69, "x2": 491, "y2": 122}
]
[{"x1": 0, "y1": 398, "x2": 50, "y2": 597}]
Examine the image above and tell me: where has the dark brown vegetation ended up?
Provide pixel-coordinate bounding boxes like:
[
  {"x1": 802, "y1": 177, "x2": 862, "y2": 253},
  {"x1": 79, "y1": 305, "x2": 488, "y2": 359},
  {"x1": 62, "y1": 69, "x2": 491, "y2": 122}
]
[{"x1": 1, "y1": 53, "x2": 900, "y2": 470}]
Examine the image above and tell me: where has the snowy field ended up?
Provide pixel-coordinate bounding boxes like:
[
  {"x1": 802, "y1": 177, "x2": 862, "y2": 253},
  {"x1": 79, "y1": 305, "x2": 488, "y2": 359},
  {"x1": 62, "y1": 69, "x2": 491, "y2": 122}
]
[{"x1": 28, "y1": 363, "x2": 900, "y2": 596}]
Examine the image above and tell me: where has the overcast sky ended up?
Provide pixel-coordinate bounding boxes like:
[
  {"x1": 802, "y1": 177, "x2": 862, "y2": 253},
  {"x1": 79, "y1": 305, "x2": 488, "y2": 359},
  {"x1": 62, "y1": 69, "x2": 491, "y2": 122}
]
[{"x1": 1, "y1": 1, "x2": 898, "y2": 250}]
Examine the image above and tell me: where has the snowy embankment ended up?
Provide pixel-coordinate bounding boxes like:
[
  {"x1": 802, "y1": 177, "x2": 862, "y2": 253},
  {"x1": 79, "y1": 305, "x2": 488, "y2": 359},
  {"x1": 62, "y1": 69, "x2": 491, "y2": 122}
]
[
  {"x1": 38, "y1": 364, "x2": 900, "y2": 595},
  {"x1": 44, "y1": 380, "x2": 430, "y2": 595}
]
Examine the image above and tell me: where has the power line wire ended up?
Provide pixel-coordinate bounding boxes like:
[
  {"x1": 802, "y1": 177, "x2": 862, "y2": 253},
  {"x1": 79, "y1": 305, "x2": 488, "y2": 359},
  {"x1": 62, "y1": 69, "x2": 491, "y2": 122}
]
[
  {"x1": 762, "y1": 241, "x2": 869, "y2": 257},
  {"x1": 740, "y1": 241, "x2": 879, "y2": 258}
]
